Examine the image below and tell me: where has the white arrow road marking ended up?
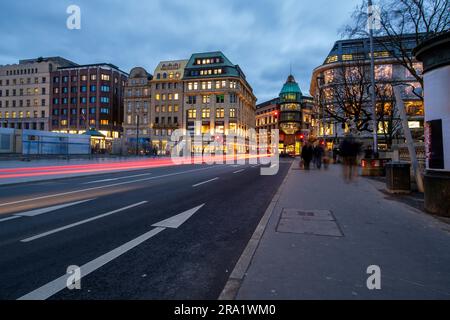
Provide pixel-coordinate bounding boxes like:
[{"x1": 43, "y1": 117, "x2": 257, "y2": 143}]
[
  {"x1": 192, "y1": 178, "x2": 219, "y2": 188},
  {"x1": 17, "y1": 204, "x2": 205, "y2": 300},
  {"x1": 152, "y1": 204, "x2": 205, "y2": 229},
  {"x1": 14, "y1": 199, "x2": 95, "y2": 217},
  {"x1": 21, "y1": 201, "x2": 148, "y2": 243},
  {"x1": 83, "y1": 173, "x2": 153, "y2": 185},
  {"x1": 233, "y1": 169, "x2": 245, "y2": 174},
  {"x1": 18, "y1": 227, "x2": 166, "y2": 300},
  {"x1": 0, "y1": 199, "x2": 94, "y2": 224}
]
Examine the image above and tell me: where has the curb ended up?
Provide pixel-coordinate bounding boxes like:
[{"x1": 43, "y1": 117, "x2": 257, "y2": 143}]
[{"x1": 218, "y1": 159, "x2": 296, "y2": 300}]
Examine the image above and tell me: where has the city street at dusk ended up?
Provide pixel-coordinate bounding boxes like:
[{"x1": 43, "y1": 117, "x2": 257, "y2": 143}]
[{"x1": 0, "y1": 0, "x2": 449, "y2": 316}]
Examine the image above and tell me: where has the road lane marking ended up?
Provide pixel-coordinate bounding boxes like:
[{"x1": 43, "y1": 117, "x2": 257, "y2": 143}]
[
  {"x1": 17, "y1": 204, "x2": 205, "y2": 300},
  {"x1": 0, "y1": 216, "x2": 22, "y2": 223},
  {"x1": 14, "y1": 199, "x2": 95, "y2": 217},
  {"x1": 152, "y1": 204, "x2": 205, "y2": 228},
  {"x1": 82, "y1": 173, "x2": 153, "y2": 185},
  {"x1": 18, "y1": 227, "x2": 166, "y2": 300},
  {"x1": 192, "y1": 178, "x2": 219, "y2": 188},
  {"x1": 233, "y1": 169, "x2": 245, "y2": 174},
  {"x1": 0, "y1": 166, "x2": 223, "y2": 208},
  {"x1": 21, "y1": 201, "x2": 148, "y2": 243}
]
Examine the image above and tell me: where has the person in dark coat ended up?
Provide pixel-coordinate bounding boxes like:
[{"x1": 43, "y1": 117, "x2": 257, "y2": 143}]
[
  {"x1": 313, "y1": 144, "x2": 325, "y2": 169},
  {"x1": 301, "y1": 143, "x2": 314, "y2": 170}
]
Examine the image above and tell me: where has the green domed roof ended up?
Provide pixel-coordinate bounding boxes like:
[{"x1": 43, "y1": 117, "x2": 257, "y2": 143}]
[{"x1": 279, "y1": 75, "x2": 303, "y2": 97}]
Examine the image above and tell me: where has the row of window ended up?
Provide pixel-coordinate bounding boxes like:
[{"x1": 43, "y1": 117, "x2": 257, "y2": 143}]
[
  {"x1": 53, "y1": 97, "x2": 110, "y2": 105},
  {"x1": 52, "y1": 107, "x2": 110, "y2": 116},
  {"x1": 0, "y1": 99, "x2": 46, "y2": 108},
  {"x1": 155, "y1": 72, "x2": 181, "y2": 80},
  {"x1": 52, "y1": 119, "x2": 110, "y2": 126},
  {"x1": 155, "y1": 93, "x2": 180, "y2": 101},
  {"x1": 0, "y1": 77, "x2": 46, "y2": 86},
  {"x1": 155, "y1": 105, "x2": 180, "y2": 113},
  {"x1": 189, "y1": 69, "x2": 223, "y2": 77},
  {"x1": 5, "y1": 68, "x2": 39, "y2": 76},
  {"x1": 186, "y1": 94, "x2": 238, "y2": 105},
  {"x1": 195, "y1": 57, "x2": 222, "y2": 65},
  {"x1": 187, "y1": 80, "x2": 237, "y2": 91},
  {"x1": 0, "y1": 110, "x2": 46, "y2": 119},
  {"x1": 54, "y1": 85, "x2": 111, "y2": 94},
  {"x1": 0, "y1": 87, "x2": 46, "y2": 97},
  {"x1": 187, "y1": 108, "x2": 236, "y2": 119},
  {"x1": 1, "y1": 122, "x2": 45, "y2": 130},
  {"x1": 53, "y1": 74, "x2": 112, "y2": 83}
]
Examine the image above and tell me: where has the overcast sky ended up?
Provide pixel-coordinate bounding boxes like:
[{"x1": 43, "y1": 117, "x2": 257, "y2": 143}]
[{"x1": 0, "y1": 0, "x2": 361, "y2": 102}]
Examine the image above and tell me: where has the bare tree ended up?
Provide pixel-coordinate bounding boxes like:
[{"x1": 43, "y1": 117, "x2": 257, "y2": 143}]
[
  {"x1": 344, "y1": 0, "x2": 450, "y2": 90},
  {"x1": 321, "y1": 59, "x2": 373, "y2": 134},
  {"x1": 375, "y1": 83, "x2": 402, "y2": 148}
]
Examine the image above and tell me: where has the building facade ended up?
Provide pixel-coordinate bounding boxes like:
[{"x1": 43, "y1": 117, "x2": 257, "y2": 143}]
[
  {"x1": 310, "y1": 34, "x2": 425, "y2": 150},
  {"x1": 183, "y1": 52, "x2": 256, "y2": 153},
  {"x1": 123, "y1": 52, "x2": 257, "y2": 155},
  {"x1": 0, "y1": 57, "x2": 77, "y2": 131},
  {"x1": 256, "y1": 74, "x2": 313, "y2": 156},
  {"x1": 151, "y1": 60, "x2": 187, "y2": 155},
  {"x1": 49, "y1": 63, "x2": 128, "y2": 139},
  {"x1": 123, "y1": 67, "x2": 153, "y2": 154}
]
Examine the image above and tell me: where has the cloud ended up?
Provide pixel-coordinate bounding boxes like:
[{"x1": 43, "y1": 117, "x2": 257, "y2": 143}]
[{"x1": 0, "y1": 0, "x2": 360, "y2": 102}]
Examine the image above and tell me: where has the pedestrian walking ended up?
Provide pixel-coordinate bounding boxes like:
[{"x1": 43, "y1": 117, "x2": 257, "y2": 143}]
[
  {"x1": 339, "y1": 135, "x2": 362, "y2": 183},
  {"x1": 313, "y1": 144, "x2": 325, "y2": 169},
  {"x1": 301, "y1": 142, "x2": 314, "y2": 170}
]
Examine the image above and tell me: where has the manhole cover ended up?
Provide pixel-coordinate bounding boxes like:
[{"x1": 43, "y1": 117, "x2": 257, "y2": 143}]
[{"x1": 276, "y1": 209, "x2": 344, "y2": 237}]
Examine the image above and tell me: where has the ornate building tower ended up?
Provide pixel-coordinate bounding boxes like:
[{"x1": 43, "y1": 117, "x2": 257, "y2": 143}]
[{"x1": 278, "y1": 74, "x2": 304, "y2": 154}]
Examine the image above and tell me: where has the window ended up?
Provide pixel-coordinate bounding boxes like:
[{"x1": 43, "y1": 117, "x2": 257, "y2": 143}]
[
  {"x1": 230, "y1": 94, "x2": 237, "y2": 103},
  {"x1": 81, "y1": 75, "x2": 87, "y2": 81},
  {"x1": 174, "y1": 105, "x2": 179, "y2": 112},
  {"x1": 91, "y1": 74, "x2": 97, "y2": 81},
  {"x1": 188, "y1": 96, "x2": 196, "y2": 104},
  {"x1": 101, "y1": 85, "x2": 110, "y2": 92},
  {"x1": 216, "y1": 108, "x2": 224, "y2": 118},
  {"x1": 101, "y1": 74, "x2": 110, "y2": 81},
  {"x1": 202, "y1": 95, "x2": 210, "y2": 104},
  {"x1": 90, "y1": 85, "x2": 97, "y2": 92},
  {"x1": 188, "y1": 109, "x2": 197, "y2": 119},
  {"x1": 100, "y1": 120, "x2": 109, "y2": 125},
  {"x1": 90, "y1": 97, "x2": 96, "y2": 103},
  {"x1": 100, "y1": 97, "x2": 109, "y2": 103},
  {"x1": 202, "y1": 108, "x2": 210, "y2": 119},
  {"x1": 174, "y1": 93, "x2": 179, "y2": 100},
  {"x1": 375, "y1": 64, "x2": 393, "y2": 80},
  {"x1": 155, "y1": 94, "x2": 160, "y2": 101},
  {"x1": 81, "y1": 86, "x2": 87, "y2": 93},
  {"x1": 230, "y1": 108, "x2": 236, "y2": 118},
  {"x1": 216, "y1": 95, "x2": 224, "y2": 103}
]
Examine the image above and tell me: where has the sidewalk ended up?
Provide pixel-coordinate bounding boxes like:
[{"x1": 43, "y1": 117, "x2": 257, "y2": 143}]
[{"x1": 231, "y1": 160, "x2": 450, "y2": 300}]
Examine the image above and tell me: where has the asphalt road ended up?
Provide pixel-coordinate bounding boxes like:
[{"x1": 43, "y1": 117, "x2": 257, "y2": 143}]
[{"x1": 0, "y1": 160, "x2": 292, "y2": 300}]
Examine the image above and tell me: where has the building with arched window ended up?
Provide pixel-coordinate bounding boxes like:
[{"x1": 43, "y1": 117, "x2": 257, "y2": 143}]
[{"x1": 256, "y1": 74, "x2": 313, "y2": 156}]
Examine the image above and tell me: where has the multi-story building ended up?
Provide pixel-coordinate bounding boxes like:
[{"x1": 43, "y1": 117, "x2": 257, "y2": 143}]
[
  {"x1": 123, "y1": 67, "x2": 153, "y2": 154},
  {"x1": 183, "y1": 52, "x2": 257, "y2": 153},
  {"x1": 256, "y1": 74, "x2": 313, "y2": 156},
  {"x1": 310, "y1": 34, "x2": 425, "y2": 149},
  {"x1": 123, "y1": 52, "x2": 257, "y2": 155},
  {"x1": 151, "y1": 60, "x2": 187, "y2": 154},
  {"x1": 50, "y1": 63, "x2": 128, "y2": 140},
  {"x1": 0, "y1": 57, "x2": 77, "y2": 131}
]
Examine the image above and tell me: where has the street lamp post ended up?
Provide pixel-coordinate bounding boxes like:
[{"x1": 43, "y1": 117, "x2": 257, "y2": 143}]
[{"x1": 368, "y1": 0, "x2": 379, "y2": 158}]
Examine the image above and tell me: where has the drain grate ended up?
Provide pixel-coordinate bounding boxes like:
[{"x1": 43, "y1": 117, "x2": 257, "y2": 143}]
[{"x1": 276, "y1": 209, "x2": 344, "y2": 237}]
